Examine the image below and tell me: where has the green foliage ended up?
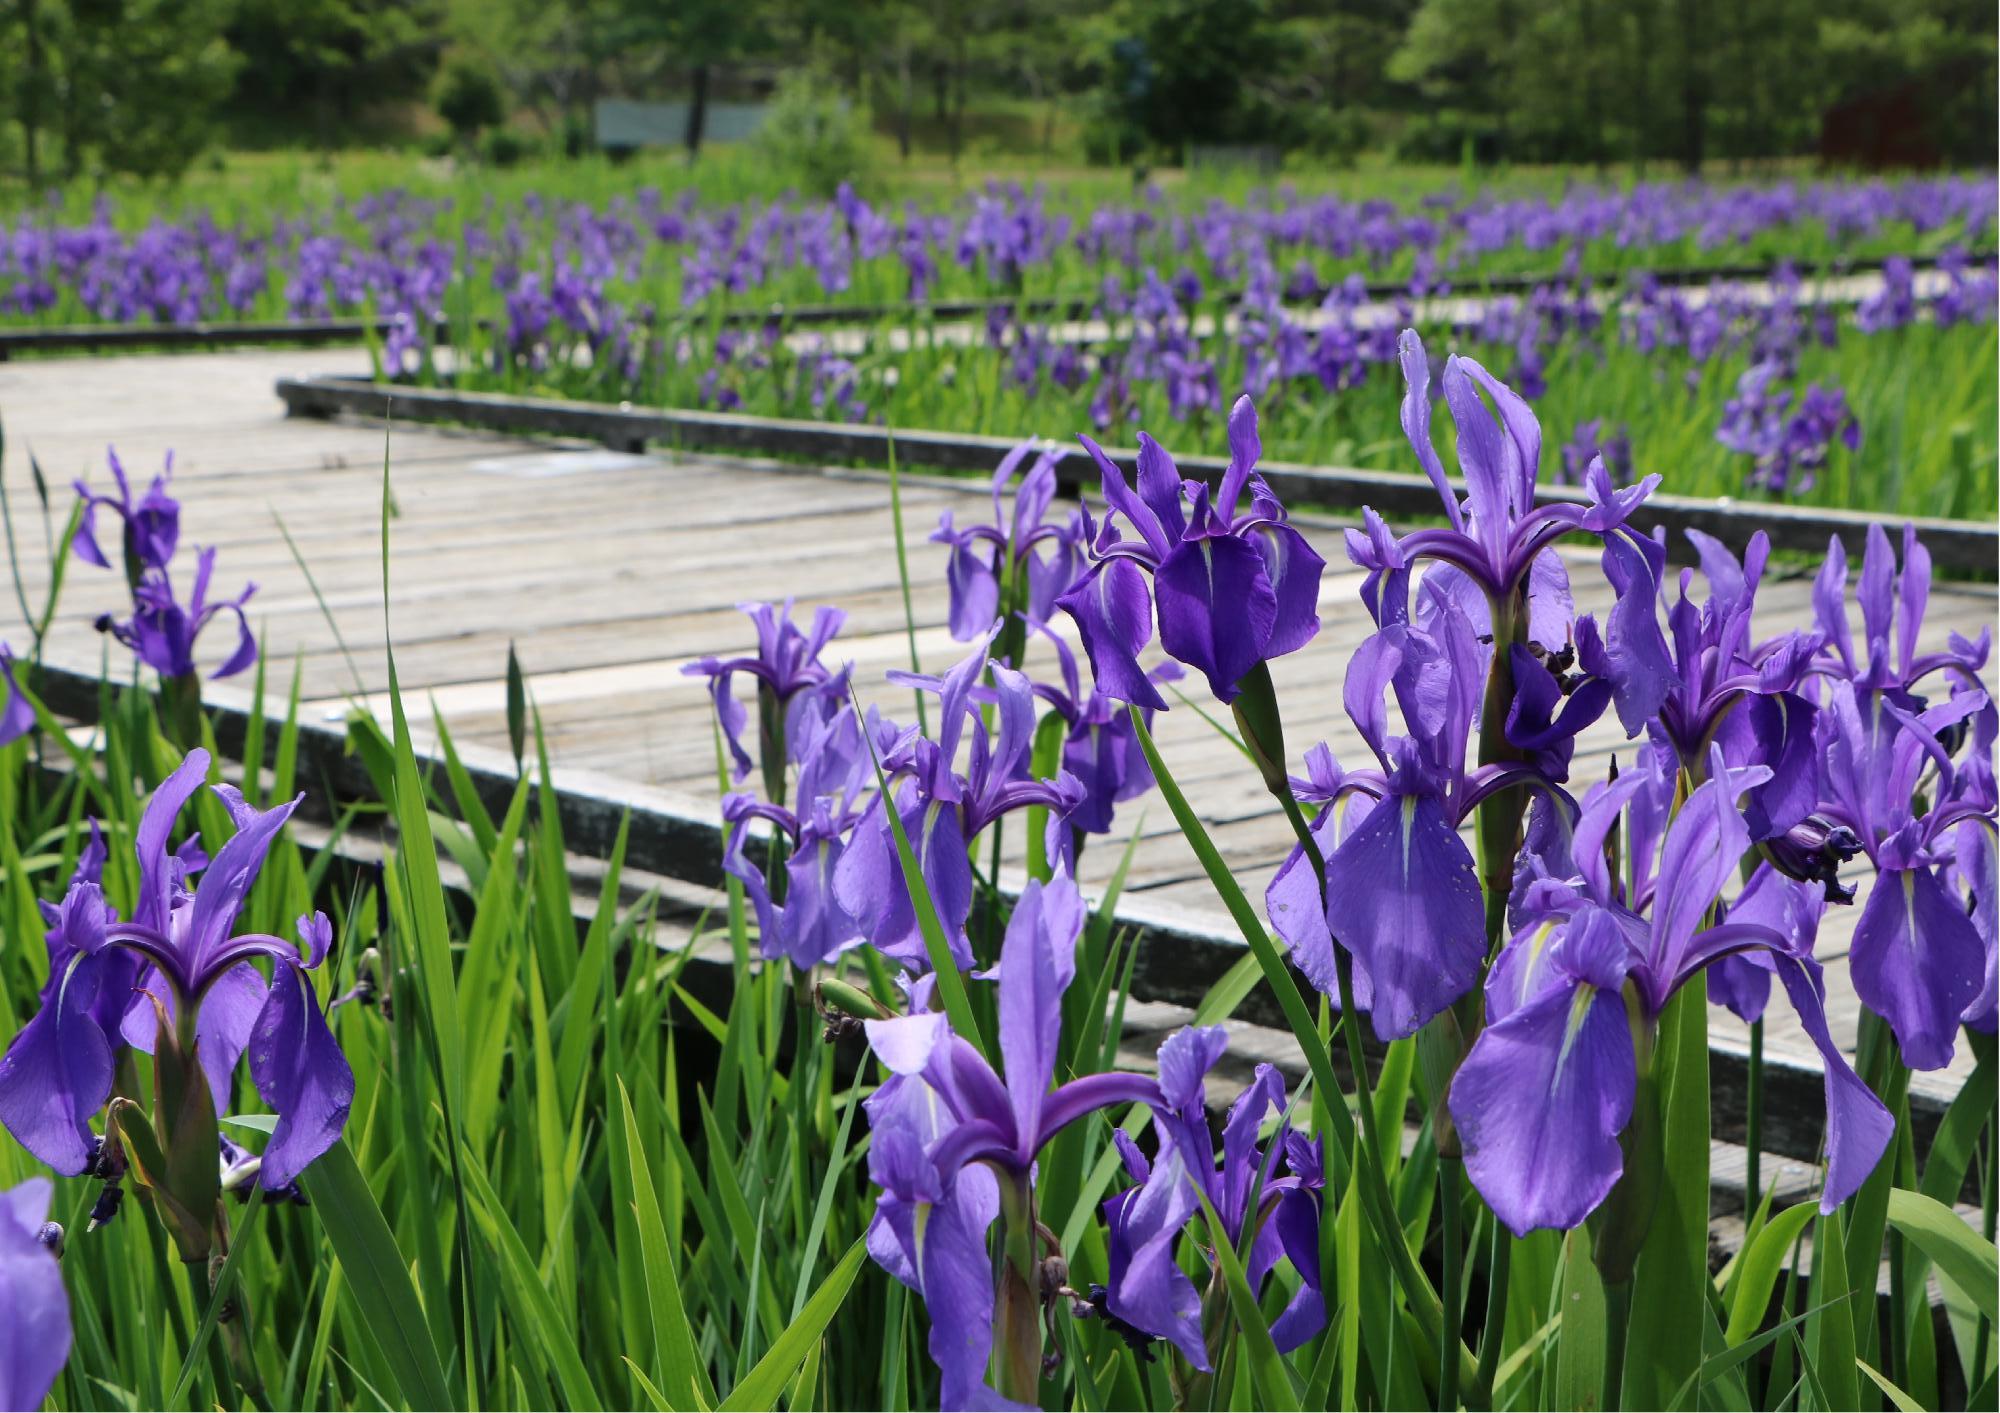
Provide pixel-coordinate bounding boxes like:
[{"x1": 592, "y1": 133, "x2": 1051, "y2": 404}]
[
  {"x1": 1388, "y1": 0, "x2": 1998, "y2": 167},
  {"x1": 753, "y1": 72, "x2": 872, "y2": 198},
  {"x1": 435, "y1": 51, "x2": 508, "y2": 143}
]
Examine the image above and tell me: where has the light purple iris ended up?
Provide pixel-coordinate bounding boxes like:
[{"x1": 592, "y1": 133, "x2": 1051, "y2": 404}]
[
  {"x1": 0, "y1": 1178, "x2": 71, "y2": 1410},
  {"x1": 682, "y1": 600, "x2": 849, "y2": 785},
  {"x1": 0, "y1": 749, "x2": 353, "y2": 1190},
  {"x1": 1812, "y1": 522, "x2": 1991, "y2": 702},
  {"x1": 1268, "y1": 603, "x2": 1566, "y2": 1039},
  {"x1": 1058, "y1": 396, "x2": 1326, "y2": 708},
  {"x1": 1803, "y1": 522, "x2": 1996, "y2": 1067},
  {"x1": 863, "y1": 873, "x2": 1170, "y2": 1411},
  {"x1": 1450, "y1": 746, "x2": 1893, "y2": 1236},
  {"x1": 1097, "y1": 1034, "x2": 1324, "y2": 1369},
  {"x1": 95, "y1": 546, "x2": 258, "y2": 682},
  {"x1": 0, "y1": 643, "x2": 33, "y2": 745},
  {"x1": 833, "y1": 631, "x2": 1083, "y2": 970},
  {"x1": 1347, "y1": 331, "x2": 1666, "y2": 720},
  {"x1": 73, "y1": 449, "x2": 179, "y2": 580},
  {"x1": 1028, "y1": 626, "x2": 1180, "y2": 837},
  {"x1": 931, "y1": 441, "x2": 1088, "y2": 644},
  {"x1": 1819, "y1": 680, "x2": 1995, "y2": 1071}
]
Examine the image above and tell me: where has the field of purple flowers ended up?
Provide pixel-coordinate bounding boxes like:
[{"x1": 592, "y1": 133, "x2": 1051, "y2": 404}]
[
  {"x1": 3, "y1": 172, "x2": 1992, "y2": 326},
  {"x1": 4, "y1": 172, "x2": 1993, "y2": 521}
]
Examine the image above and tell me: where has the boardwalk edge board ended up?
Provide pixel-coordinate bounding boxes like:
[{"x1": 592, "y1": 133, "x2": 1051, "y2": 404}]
[
  {"x1": 26, "y1": 655, "x2": 1967, "y2": 1183},
  {"x1": 3, "y1": 247, "x2": 1986, "y2": 358},
  {"x1": 275, "y1": 371, "x2": 2000, "y2": 575}
]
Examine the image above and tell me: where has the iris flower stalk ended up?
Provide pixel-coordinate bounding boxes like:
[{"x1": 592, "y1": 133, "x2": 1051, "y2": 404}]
[
  {"x1": 1350, "y1": 331, "x2": 1666, "y2": 947},
  {"x1": 1066, "y1": 389, "x2": 1481, "y2": 1387}
]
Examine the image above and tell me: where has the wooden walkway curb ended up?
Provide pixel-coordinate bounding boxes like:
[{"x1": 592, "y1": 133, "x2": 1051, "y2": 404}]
[{"x1": 276, "y1": 372, "x2": 2000, "y2": 575}]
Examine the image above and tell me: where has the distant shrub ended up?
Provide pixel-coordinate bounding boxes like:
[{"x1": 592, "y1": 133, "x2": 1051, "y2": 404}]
[
  {"x1": 481, "y1": 126, "x2": 533, "y2": 167},
  {"x1": 753, "y1": 74, "x2": 871, "y2": 198},
  {"x1": 435, "y1": 53, "x2": 506, "y2": 146}
]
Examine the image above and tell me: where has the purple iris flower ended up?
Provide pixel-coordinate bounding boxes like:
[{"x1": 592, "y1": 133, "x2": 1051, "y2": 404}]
[
  {"x1": 1950, "y1": 791, "x2": 1998, "y2": 1036},
  {"x1": 1819, "y1": 680, "x2": 1995, "y2": 1070},
  {"x1": 1, "y1": 643, "x2": 33, "y2": 745},
  {"x1": 1059, "y1": 396, "x2": 1325, "y2": 709},
  {"x1": 930, "y1": 442, "x2": 1088, "y2": 644},
  {"x1": 0, "y1": 1178, "x2": 71, "y2": 1409},
  {"x1": 1450, "y1": 746, "x2": 1892, "y2": 1235},
  {"x1": 1028, "y1": 626, "x2": 1180, "y2": 837},
  {"x1": 719, "y1": 706, "x2": 890, "y2": 971},
  {"x1": 1613, "y1": 528, "x2": 1824, "y2": 839},
  {"x1": 1270, "y1": 604, "x2": 1568, "y2": 1038},
  {"x1": 1812, "y1": 523, "x2": 1990, "y2": 702},
  {"x1": 1098, "y1": 1033, "x2": 1324, "y2": 1369},
  {"x1": 833, "y1": 631, "x2": 1083, "y2": 970},
  {"x1": 1346, "y1": 332, "x2": 1664, "y2": 713},
  {"x1": 96, "y1": 547, "x2": 258, "y2": 682},
  {"x1": 73, "y1": 449, "x2": 179, "y2": 579},
  {"x1": 1708, "y1": 861, "x2": 1826, "y2": 1025},
  {"x1": 863, "y1": 873, "x2": 1170, "y2": 1410},
  {"x1": 0, "y1": 749, "x2": 354, "y2": 1190},
  {"x1": 682, "y1": 600, "x2": 849, "y2": 785}
]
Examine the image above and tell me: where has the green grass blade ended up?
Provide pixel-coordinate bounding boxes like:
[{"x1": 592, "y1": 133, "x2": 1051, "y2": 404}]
[
  {"x1": 721, "y1": 1237, "x2": 869, "y2": 1412},
  {"x1": 620, "y1": 1081, "x2": 713, "y2": 1410},
  {"x1": 1192, "y1": 1186, "x2": 1301, "y2": 1412},
  {"x1": 1886, "y1": 1188, "x2": 1999, "y2": 1324},
  {"x1": 1723, "y1": 1201, "x2": 1818, "y2": 1345},
  {"x1": 298, "y1": 1140, "x2": 455, "y2": 1411}
]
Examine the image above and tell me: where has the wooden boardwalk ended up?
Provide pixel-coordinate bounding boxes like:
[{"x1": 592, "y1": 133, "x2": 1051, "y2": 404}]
[{"x1": 3, "y1": 348, "x2": 1994, "y2": 1102}]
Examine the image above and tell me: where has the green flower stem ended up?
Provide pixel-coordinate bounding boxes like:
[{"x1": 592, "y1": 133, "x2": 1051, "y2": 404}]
[
  {"x1": 1440, "y1": 1155, "x2": 1464, "y2": 1412},
  {"x1": 1601, "y1": 1279, "x2": 1632, "y2": 1411},
  {"x1": 1471, "y1": 1212, "x2": 1511, "y2": 1410},
  {"x1": 1746, "y1": 1017, "x2": 1764, "y2": 1205},
  {"x1": 992, "y1": 1171, "x2": 1043, "y2": 1406}
]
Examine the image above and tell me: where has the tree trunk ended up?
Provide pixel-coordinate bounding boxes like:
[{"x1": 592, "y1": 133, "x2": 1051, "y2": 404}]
[
  {"x1": 1631, "y1": 0, "x2": 1655, "y2": 173},
  {"x1": 22, "y1": 0, "x2": 42, "y2": 186},
  {"x1": 946, "y1": 33, "x2": 966, "y2": 164},
  {"x1": 1678, "y1": 0, "x2": 1704, "y2": 172},
  {"x1": 684, "y1": 62, "x2": 710, "y2": 159},
  {"x1": 896, "y1": 38, "x2": 913, "y2": 160}
]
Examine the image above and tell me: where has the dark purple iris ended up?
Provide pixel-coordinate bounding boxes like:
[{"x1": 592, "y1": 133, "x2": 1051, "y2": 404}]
[
  {"x1": 94, "y1": 547, "x2": 258, "y2": 682},
  {"x1": 682, "y1": 600, "x2": 849, "y2": 786},
  {"x1": 1267, "y1": 604, "x2": 1571, "y2": 1039},
  {"x1": 930, "y1": 441, "x2": 1088, "y2": 646},
  {"x1": 73, "y1": 449, "x2": 179, "y2": 580},
  {"x1": 1059, "y1": 396, "x2": 1325, "y2": 709},
  {"x1": 1028, "y1": 626, "x2": 1180, "y2": 838},
  {"x1": 1097, "y1": 1034, "x2": 1324, "y2": 1370}
]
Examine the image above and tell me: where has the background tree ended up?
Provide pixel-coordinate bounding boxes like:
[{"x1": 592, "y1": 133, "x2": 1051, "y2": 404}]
[{"x1": 226, "y1": 0, "x2": 442, "y2": 148}]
